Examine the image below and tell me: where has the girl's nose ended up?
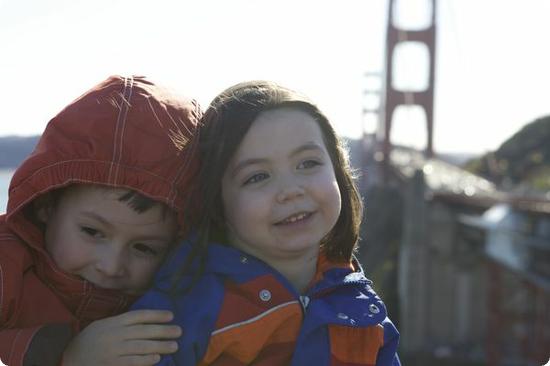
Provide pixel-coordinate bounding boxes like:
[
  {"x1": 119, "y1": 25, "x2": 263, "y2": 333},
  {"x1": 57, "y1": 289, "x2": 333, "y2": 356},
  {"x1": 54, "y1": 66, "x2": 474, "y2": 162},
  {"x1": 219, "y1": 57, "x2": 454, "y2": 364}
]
[{"x1": 276, "y1": 179, "x2": 305, "y2": 203}]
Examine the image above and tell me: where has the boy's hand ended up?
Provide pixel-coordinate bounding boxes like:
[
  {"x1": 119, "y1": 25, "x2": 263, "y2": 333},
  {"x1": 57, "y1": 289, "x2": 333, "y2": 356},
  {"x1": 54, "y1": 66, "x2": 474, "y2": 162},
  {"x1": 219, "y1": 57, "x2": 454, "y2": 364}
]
[{"x1": 62, "y1": 310, "x2": 181, "y2": 366}]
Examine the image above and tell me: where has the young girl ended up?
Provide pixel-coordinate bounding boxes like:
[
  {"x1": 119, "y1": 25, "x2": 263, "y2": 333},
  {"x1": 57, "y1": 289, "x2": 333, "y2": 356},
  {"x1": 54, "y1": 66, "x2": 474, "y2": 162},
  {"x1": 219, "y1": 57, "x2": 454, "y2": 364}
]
[{"x1": 133, "y1": 81, "x2": 400, "y2": 365}]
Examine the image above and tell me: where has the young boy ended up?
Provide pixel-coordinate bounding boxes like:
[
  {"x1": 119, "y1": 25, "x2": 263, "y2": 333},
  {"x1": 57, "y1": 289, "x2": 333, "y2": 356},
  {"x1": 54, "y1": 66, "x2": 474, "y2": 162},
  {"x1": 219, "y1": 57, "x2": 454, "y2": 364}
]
[{"x1": 0, "y1": 75, "x2": 202, "y2": 366}]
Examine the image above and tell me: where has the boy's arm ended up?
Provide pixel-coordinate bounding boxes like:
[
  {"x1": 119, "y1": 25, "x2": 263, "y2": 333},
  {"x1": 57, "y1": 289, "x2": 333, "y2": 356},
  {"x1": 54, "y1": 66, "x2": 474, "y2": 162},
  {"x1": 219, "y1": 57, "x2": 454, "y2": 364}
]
[
  {"x1": 1, "y1": 311, "x2": 180, "y2": 366},
  {"x1": 0, "y1": 324, "x2": 73, "y2": 366},
  {"x1": 0, "y1": 267, "x2": 73, "y2": 365},
  {"x1": 61, "y1": 310, "x2": 181, "y2": 366},
  {"x1": 0, "y1": 241, "x2": 73, "y2": 366}
]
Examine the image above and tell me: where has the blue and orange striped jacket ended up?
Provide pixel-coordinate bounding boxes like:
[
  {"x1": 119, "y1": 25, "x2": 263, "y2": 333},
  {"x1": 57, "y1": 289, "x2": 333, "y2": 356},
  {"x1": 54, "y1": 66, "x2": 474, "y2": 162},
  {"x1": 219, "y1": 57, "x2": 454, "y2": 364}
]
[{"x1": 133, "y1": 241, "x2": 400, "y2": 366}]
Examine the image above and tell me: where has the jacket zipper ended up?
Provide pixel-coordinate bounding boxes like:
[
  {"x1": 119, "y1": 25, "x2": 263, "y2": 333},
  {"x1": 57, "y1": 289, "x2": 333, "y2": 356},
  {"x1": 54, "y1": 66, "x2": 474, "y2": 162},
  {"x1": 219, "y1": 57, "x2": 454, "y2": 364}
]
[{"x1": 299, "y1": 295, "x2": 310, "y2": 312}]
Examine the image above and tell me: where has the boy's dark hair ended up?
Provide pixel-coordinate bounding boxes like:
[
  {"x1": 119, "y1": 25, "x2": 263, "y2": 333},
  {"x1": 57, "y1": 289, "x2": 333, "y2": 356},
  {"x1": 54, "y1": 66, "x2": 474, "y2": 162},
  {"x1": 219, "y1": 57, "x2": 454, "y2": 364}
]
[
  {"x1": 117, "y1": 190, "x2": 160, "y2": 213},
  {"x1": 7, "y1": 75, "x2": 202, "y2": 236},
  {"x1": 175, "y1": 80, "x2": 363, "y2": 292},
  {"x1": 32, "y1": 185, "x2": 167, "y2": 227},
  {"x1": 28, "y1": 184, "x2": 170, "y2": 231}
]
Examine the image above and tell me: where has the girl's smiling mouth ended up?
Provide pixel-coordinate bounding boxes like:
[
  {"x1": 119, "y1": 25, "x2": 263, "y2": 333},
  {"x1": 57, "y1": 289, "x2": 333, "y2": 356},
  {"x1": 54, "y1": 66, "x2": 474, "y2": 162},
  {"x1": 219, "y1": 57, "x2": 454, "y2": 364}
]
[{"x1": 275, "y1": 211, "x2": 314, "y2": 225}]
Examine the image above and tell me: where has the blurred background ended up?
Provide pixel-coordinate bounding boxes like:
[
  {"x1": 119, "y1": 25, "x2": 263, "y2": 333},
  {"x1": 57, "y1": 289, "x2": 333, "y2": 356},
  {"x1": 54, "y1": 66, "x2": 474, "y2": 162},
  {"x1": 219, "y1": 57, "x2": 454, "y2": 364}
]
[{"x1": 1, "y1": 0, "x2": 549, "y2": 364}]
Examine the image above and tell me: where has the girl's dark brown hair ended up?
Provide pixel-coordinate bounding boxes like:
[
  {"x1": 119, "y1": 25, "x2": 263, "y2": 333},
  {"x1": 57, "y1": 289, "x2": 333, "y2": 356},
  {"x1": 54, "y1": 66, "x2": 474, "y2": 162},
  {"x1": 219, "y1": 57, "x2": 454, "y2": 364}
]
[{"x1": 174, "y1": 81, "x2": 363, "y2": 291}]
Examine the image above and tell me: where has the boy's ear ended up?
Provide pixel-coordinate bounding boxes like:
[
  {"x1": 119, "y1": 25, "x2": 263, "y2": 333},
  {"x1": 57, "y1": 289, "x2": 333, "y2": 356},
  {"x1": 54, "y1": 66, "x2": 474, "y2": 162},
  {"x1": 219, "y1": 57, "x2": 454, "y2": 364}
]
[{"x1": 34, "y1": 193, "x2": 55, "y2": 224}]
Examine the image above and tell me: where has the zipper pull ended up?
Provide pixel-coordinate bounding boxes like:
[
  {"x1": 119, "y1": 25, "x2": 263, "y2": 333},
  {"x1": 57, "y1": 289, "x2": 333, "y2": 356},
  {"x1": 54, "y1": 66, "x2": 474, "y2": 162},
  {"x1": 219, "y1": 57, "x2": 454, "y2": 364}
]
[{"x1": 299, "y1": 295, "x2": 310, "y2": 310}]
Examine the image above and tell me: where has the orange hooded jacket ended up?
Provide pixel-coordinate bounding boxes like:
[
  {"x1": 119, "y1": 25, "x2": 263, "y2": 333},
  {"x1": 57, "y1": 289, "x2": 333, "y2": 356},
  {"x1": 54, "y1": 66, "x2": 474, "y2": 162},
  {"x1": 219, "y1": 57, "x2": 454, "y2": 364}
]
[{"x1": 0, "y1": 75, "x2": 201, "y2": 366}]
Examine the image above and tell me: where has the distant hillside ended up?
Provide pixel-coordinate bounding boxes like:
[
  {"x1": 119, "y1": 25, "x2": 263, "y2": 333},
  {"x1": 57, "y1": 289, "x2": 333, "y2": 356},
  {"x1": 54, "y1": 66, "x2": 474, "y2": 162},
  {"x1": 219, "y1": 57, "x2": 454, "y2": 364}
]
[
  {"x1": 343, "y1": 136, "x2": 480, "y2": 169},
  {"x1": 0, "y1": 135, "x2": 40, "y2": 168},
  {"x1": 437, "y1": 152, "x2": 480, "y2": 166},
  {"x1": 464, "y1": 115, "x2": 550, "y2": 191}
]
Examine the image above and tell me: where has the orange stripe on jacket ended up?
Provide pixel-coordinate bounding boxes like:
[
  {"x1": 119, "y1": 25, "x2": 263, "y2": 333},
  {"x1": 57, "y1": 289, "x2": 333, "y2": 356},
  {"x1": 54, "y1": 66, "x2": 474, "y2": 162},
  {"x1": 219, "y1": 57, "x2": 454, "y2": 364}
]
[
  {"x1": 206, "y1": 341, "x2": 296, "y2": 366},
  {"x1": 330, "y1": 355, "x2": 376, "y2": 366},
  {"x1": 329, "y1": 324, "x2": 384, "y2": 365},
  {"x1": 215, "y1": 275, "x2": 296, "y2": 329},
  {"x1": 200, "y1": 301, "x2": 302, "y2": 365},
  {"x1": 309, "y1": 254, "x2": 353, "y2": 289}
]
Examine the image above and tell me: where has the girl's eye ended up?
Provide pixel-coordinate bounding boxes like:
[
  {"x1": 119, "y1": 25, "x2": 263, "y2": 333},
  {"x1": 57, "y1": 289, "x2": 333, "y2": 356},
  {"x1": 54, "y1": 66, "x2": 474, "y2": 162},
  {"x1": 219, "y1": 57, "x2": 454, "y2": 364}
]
[
  {"x1": 298, "y1": 160, "x2": 321, "y2": 169},
  {"x1": 80, "y1": 226, "x2": 103, "y2": 238},
  {"x1": 134, "y1": 243, "x2": 159, "y2": 257},
  {"x1": 243, "y1": 172, "x2": 269, "y2": 185}
]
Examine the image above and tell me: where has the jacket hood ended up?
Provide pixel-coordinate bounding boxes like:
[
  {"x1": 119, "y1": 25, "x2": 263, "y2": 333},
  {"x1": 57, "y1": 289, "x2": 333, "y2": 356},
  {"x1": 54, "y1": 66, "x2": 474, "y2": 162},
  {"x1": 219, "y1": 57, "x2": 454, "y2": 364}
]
[
  {"x1": 3, "y1": 76, "x2": 202, "y2": 321},
  {"x1": 7, "y1": 75, "x2": 202, "y2": 250}
]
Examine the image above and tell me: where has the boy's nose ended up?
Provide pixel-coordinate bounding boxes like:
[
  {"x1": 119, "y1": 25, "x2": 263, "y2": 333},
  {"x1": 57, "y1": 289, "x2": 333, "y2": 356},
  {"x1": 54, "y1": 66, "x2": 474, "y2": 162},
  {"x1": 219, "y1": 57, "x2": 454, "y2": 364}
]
[{"x1": 96, "y1": 248, "x2": 125, "y2": 277}]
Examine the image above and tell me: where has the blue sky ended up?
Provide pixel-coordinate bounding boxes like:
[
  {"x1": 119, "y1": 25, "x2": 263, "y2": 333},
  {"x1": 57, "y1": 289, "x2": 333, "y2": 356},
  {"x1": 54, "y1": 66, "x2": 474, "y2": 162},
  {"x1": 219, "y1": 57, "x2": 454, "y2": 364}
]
[{"x1": 1, "y1": 0, "x2": 549, "y2": 154}]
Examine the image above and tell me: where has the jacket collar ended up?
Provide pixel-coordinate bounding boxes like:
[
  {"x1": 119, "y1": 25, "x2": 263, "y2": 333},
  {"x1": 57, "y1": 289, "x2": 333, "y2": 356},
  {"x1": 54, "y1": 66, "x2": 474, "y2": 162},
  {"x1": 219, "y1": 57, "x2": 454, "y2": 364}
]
[{"x1": 157, "y1": 239, "x2": 388, "y2": 327}]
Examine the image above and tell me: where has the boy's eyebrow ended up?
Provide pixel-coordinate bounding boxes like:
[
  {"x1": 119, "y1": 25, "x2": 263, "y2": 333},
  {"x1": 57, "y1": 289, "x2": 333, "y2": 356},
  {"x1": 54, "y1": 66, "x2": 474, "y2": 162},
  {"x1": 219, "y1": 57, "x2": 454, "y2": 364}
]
[
  {"x1": 78, "y1": 212, "x2": 174, "y2": 241},
  {"x1": 230, "y1": 142, "x2": 324, "y2": 177},
  {"x1": 79, "y1": 211, "x2": 112, "y2": 227}
]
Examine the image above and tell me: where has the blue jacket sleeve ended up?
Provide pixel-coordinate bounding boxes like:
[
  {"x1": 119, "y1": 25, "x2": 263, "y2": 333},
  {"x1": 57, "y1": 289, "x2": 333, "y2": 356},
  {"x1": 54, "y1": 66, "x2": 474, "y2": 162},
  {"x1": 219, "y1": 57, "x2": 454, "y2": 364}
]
[
  {"x1": 375, "y1": 317, "x2": 401, "y2": 366},
  {"x1": 131, "y1": 253, "x2": 226, "y2": 366},
  {"x1": 131, "y1": 289, "x2": 179, "y2": 365},
  {"x1": 133, "y1": 278, "x2": 225, "y2": 366}
]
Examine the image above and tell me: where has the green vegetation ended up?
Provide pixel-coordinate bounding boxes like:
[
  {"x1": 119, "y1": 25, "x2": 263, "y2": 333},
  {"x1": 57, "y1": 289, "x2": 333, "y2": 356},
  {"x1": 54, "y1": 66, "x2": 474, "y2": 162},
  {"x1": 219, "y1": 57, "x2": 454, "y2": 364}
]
[{"x1": 464, "y1": 115, "x2": 550, "y2": 191}]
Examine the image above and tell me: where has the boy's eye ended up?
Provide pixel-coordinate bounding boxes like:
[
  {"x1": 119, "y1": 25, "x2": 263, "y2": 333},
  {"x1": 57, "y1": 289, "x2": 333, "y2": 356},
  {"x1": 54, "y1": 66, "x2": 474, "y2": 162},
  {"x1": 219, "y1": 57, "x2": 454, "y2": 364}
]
[
  {"x1": 298, "y1": 159, "x2": 321, "y2": 169},
  {"x1": 133, "y1": 243, "x2": 159, "y2": 257},
  {"x1": 243, "y1": 172, "x2": 269, "y2": 185},
  {"x1": 80, "y1": 226, "x2": 104, "y2": 238}
]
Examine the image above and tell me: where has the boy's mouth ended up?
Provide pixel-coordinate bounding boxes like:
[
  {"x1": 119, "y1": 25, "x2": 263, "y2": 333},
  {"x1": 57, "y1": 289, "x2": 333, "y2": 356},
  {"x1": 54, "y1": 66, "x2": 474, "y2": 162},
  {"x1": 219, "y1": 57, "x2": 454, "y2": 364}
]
[
  {"x1": 75, "y1": 274, "x2": 116, "y2": 289},
  {"x1": 275, "y1": 211, "x2": 313, "y2": 225}
]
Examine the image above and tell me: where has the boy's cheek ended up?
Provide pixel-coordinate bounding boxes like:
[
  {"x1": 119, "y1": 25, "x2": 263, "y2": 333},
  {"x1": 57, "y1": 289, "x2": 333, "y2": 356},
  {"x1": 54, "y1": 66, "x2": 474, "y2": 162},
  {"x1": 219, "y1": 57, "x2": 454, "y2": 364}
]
[
  {"x1": 48, "y1": 245, "x2": 85, "y2": 275},
  {"x1": 128, "y1": 261, "x2": 165, "y2": 294}
]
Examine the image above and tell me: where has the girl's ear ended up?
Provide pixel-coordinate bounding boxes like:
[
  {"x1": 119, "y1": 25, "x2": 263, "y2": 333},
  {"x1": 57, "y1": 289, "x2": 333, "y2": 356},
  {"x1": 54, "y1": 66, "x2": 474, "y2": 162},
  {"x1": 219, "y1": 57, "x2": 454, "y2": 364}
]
[{"x1": 34, "y1": 193, "x2": 55, "y2": 224}]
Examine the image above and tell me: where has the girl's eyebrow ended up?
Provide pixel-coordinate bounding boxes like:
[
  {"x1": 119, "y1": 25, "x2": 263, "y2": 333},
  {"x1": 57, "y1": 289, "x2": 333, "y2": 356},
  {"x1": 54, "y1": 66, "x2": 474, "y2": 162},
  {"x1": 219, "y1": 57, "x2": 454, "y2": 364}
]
[
  {"x1": 230, "y1": 158, "x2": 268, "y2": 178},
  {"x1": 290, "y1": 142, "x2": 324, "y2": 157},
  {"x1": 230, "y1": 142, "x2": 324, "y2": 178}
]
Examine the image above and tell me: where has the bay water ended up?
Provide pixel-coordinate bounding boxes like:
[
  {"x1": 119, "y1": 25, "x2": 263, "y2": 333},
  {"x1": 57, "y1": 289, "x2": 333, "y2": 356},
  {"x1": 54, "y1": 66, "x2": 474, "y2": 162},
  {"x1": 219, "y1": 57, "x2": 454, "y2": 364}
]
[{"x1": 0, "y1": 169, "x2": 14, "y2": 214}]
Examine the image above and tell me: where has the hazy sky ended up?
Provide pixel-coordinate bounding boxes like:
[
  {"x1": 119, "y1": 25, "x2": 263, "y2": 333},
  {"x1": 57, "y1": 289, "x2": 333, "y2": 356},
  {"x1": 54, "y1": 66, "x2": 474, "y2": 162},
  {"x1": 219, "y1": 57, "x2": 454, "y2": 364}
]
[{"x1": 1, "y1": 0, "x2": 549, "y2": 154}]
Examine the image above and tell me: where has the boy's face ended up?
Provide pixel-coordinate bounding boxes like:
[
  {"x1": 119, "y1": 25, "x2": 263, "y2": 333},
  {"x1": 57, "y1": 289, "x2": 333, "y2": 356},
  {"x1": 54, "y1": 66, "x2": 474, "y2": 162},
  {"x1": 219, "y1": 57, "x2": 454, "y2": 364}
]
[{"x1": 40, "y1": 185, "x2": 178, "y2": 295}]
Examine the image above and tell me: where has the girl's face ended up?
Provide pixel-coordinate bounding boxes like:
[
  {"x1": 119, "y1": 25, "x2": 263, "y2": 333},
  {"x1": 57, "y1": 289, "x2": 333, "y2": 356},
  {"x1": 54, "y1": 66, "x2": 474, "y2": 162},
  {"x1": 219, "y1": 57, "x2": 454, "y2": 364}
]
[{"x1": 221, "y1": 108, "x2": 342, "y2": 266}]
